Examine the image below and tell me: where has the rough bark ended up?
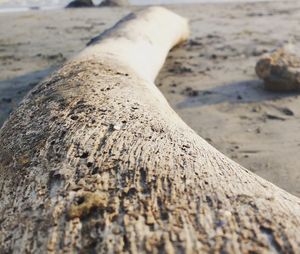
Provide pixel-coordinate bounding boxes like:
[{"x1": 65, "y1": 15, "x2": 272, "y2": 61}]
[{"x1": 1, "y1": 6, "x2": 300, "y2": 254}]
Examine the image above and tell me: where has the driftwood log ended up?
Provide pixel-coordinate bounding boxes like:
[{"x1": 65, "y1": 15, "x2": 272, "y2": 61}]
[{"x1": 1, "y1": 7, "x2": 300, "y2": 253}]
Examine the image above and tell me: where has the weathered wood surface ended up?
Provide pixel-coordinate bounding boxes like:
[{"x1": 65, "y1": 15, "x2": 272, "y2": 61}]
[{"x1": 0, "y1": 7, "x2": 300, "y2": 254}]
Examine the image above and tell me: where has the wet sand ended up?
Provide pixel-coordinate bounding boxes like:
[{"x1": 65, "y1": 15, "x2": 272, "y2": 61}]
[{"x1": 1, "y1": 1, "x2": 300, "y2": 196}]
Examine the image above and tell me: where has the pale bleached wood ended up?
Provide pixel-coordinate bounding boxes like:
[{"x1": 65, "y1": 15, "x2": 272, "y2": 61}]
[{"x1": 0, "y1": 7, "x2": 300, "y2": 254}]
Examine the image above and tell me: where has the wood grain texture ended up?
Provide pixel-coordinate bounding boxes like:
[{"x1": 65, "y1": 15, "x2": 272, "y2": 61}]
[{"x1": 0, "y1": 6, "x2": 300, "y2": 254}]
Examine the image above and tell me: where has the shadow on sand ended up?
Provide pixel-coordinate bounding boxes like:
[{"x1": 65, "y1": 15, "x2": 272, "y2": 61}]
[
  {"x1": 177, "y1": 79, "x2": 299, "y2": 109},
  {"x1": 0, "y1": 67, "x2": 56, "y2": 127}
]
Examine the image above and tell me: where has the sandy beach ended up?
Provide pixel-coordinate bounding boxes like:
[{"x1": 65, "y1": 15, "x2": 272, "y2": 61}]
[{"x1": 1, "y1": 0, "x2": 300, "y2": 196}]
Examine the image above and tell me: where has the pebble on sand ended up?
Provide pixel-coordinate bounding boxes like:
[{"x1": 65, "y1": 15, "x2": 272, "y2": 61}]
[
  {"x1": 99, "y1": 0, "x2": 129, "y2": 7},
  {"x1": 255, "y1": 45, "x2": 300, "y2": 92},
  {"x1": 66, "y1": 0, "x2": 94, "y2": 8}
]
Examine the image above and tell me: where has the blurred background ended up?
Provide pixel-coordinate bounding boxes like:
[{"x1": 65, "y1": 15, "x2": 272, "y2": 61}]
[{"x1": 0, "y1": 0, "x2": 275, "y2": 11}]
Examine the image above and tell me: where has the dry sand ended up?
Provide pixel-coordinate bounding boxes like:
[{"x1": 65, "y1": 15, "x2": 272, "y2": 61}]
[{"x1": 1, "y1": 1, "x2": 300, "y2": 196}]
